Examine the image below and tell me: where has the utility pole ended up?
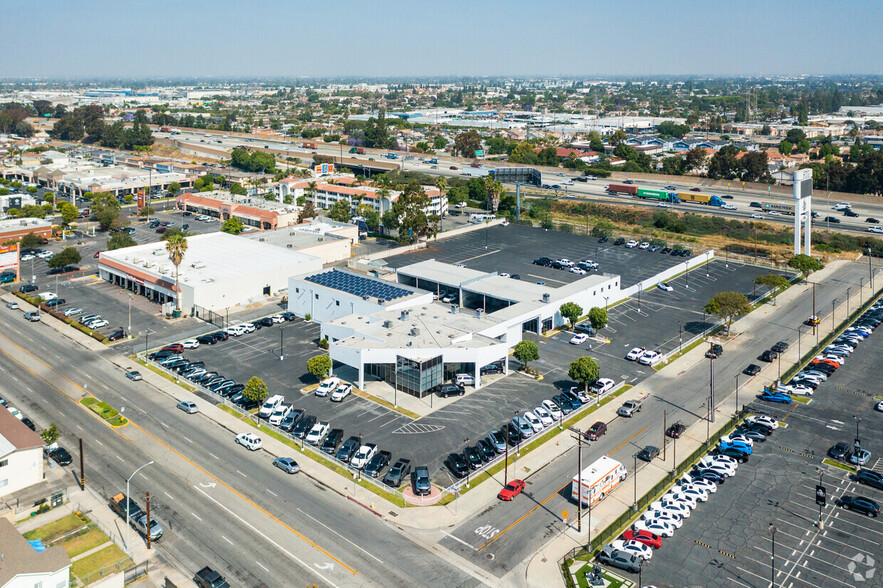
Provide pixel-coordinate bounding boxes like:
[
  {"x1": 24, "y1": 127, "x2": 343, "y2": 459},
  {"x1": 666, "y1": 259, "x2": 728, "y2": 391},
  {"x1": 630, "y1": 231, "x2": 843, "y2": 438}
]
[
  {"x1": 145, "y1": 492, "x2": 152, "y2": 550},
  {"x1": 709, "y1": 341, "x2": 715, "y2": 424},
  {"x1": 504, "y1": 424, "x2": 509, "y2": 486},
  {"x1": 79, "y1": 438, "x2": 85, "y2": 490},
  {"x1": 633, "y1": 452, "x2": 639, "y2": 511},
  {"x1": 663, "y1": 410, "x2": 666, "y2": 462}
]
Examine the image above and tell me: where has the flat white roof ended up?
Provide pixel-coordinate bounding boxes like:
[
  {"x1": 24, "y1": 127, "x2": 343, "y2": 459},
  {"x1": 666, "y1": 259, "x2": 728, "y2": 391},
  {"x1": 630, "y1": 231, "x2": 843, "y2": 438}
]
[
  {"x1": 0, "y1": 217, "x2": 51, "y2": 232},
  {"x1": 100, "y1": 232, "x2": 320, "y2": 284}
]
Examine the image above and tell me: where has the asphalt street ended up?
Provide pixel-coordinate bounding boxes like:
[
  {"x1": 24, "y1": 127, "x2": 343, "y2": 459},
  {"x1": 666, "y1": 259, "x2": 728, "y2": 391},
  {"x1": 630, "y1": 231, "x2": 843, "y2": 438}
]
[
  {"x1": 436, "y1": 260, "x2": 878, "y2": 579},
  {"x1": 0, "y1": 309, "x2": 479, "y2": 588}
]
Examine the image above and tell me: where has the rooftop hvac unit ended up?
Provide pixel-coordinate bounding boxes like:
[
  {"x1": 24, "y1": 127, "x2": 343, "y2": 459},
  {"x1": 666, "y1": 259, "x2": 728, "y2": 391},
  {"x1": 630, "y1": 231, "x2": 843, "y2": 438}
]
[
  {"x1": 152, "y1": 249, "x2": 164, "y2": 256},
  {"x1": 287, "y1": 244, "x2": 293, "y2": 248},
  {"x1": 383, "y1": 320, "x2": 393, "y2": 328},
  {"x1": 259, "y1": 238, "x2": 265, "y2": 242},
  {"x1": 476, "y1": 308, "x2": 484, "y2": 318},
  {"x1": 191, "y1": 261, "x2": 206, "y2": 269},
  {"x1": 144, "y1": 261, "x2": 155, "y2": 268},
  {"x1": 132, "y1": 257, "x2": 142, "y2": 264},
  {"x1": 542, "y1": 293, "x2": 550, "y2": 303},
  {"x1": 450, "y1": 304, "x2": 457, "y2": 314},
  {"x1": 399, "y1": 309, "x2": 409, "y2": 321},
  {"x1": 409, "y1": 328, "x2": 420, "y2": 336},
  {"x1": 158, "y1": 267, "x2": 169, "y2": 274}
]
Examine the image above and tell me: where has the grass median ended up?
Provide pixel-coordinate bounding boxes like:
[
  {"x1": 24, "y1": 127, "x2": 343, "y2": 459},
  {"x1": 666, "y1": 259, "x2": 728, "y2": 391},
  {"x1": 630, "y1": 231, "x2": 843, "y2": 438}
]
[{"x1": 80, "y1": 397, "x2": 127, "y2": 427}]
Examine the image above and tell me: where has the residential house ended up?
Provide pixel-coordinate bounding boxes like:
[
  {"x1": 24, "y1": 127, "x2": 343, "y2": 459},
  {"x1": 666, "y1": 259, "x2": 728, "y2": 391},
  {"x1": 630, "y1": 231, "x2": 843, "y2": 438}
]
[
  {"x1": 0, "y1": 518, "x2": 71, "y2": 588},
  {"x1": 0, "y1": 407, "x2": 45, "y2": 498}
]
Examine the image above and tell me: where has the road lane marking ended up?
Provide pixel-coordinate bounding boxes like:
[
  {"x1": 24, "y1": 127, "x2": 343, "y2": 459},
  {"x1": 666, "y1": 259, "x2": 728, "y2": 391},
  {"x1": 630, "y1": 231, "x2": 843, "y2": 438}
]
[
  {"x1": 191, "y1": 512, "x2": 202, "y2": 521},
  {"x1": 208, "y1": 452, "x2": 219, "y2": 460},
  {"x1": 266, "y1": 489, "x2": 277, "y2": 497},
  {"x1": 76, "y1": 424, "x2": 84, "y2": 431},
  {"x1": 115, "y1": 455, "x2": 124, "y2": 462},
  {"x1": 255, "y1": 561, "x2": 269, "y2": 572},
  {"x1": 478, "y1": 482, "x2": 570, "y2": 552},
  {"x1": 438, "y1": 527, "x2": 478, "y2": 551},
  {"x1": 237, "y1": 470, "x2": 248, "y2": 478},
  {"x1": 195, "y1": 486, "x2": 338, "y2": 587},
  {"x1": 163, "y1": 492, "x2": 175, "y2": 501},
  {"x1": 94, "y1": 439, "x2": 103, "y2": 446},
  {"x1": 182, "y1": 436, "x2": 193, "y2": 444},
  {"x1": 608, "y1": 425, "x2": 648, "y2": 455},
  {"x1": 296, "y1": 508, "x2": 383, "y2": 564},
  {"x1": 222, "y1": 535, "x2": 233, "y2": 545}
]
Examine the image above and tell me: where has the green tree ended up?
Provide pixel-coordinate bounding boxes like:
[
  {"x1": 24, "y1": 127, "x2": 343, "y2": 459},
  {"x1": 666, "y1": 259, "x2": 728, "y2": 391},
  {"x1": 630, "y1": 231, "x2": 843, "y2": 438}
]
[
  {"x1": 229, "y1": 182, "x2": 247, "y2": 196},
  {"x1": 91, "y1": 191, "x2": 122, "y2": 230},
  {"x1": 297, "y1": 200, "x2": 317, "y2": 223},
  {"x1": 433, "y1": 136, "x2": 447, "y2": 150},
  {"x1": 588, "y1": 307, "x2": 608, "y2": 331},
  {"x1": 568, "y1": 356, "x2": 600, "y2": 393},
  {"x1": 559, "y1": 302, "x2": 583, "y2": 328},
  {"x1": 704, "y1": 291, "x2": 752, "y2": 332},
  {"x1": 684, "y1": 147, "x2": 708, "y2": 172},
  {"x1": 307, "y1": 354, "x2": 332, "y2": 380},
  {"x1": 778, "y1": 140, "x2": 793, "y2": 155},
  {"x1": 796, "y1": 139, "x2": 811, "y2": 154},
  {"x1": 513, "y1": 340, "x2": 539, "y2": 371},
  {"x1": 48, "y1": 246, "x2": 81, "y2": 269},
  {"x1": 167, "y1": 181, "x2": 181, "y2": 195},
  {"x1": 58, "y1": 201, "x2": 79, "y2": 226},
  {"x1": 327, "y1": 199, "x2": 352, "y2": 223},
  {"x1": 754, "y1": 274, "x2": 790, "y2": 304},
  {"x1": 51, "y1": 114, "x2": 84, "y2": 141},
  {"x1": 42, "y1": 192, "x2": 54, "y2": 204},
  {"x1": 587, "y1": 131, "x2": 604, "y2": 152},
  {"x1": 786, "y1": 128, "x2": 807, "y2": 144},
  {"x1": 221, "y1": 217, "x2": 244, "y2": 235},
  {"x1": 787, "y1": 254, "x2": 824, "y2": 276},
  {"x1": 242, "y1": 376, "x2": 269, "y2": 403},
  {"x1": 18, "y1": 204, "x2": 46, "y2": 219},
  {"x1": 19, "y1": 232, "x2": 43, "y2": 249},
  {"x1": 107, "y1": 231, "x2": 136, "y2": 250},
  {"x1": 509, "y1": 141, "x2": 539, "y2": 165},
  {"x1": 608, "y1": 129, "x2": 627, "y2": 146},
  {"x1": 452, "y1": 130, "x2": 482, "y2": 158},
  {"x1": 40, "y1": 424, "x2": 60, "y2": 446},
  {"x1": 381, "y1": 182, "x2": 432, "y2": 244},
  {"x1": 165, "y1": 233, "x2": 188, "y2": 311},
  {"x1": 590, "y1": 220, "x2": 614, "y2": 238}
]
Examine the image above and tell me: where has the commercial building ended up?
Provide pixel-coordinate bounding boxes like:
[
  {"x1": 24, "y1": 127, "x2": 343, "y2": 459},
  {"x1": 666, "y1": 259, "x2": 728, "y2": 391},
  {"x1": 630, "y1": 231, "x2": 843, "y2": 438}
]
[
  {"x1": 0, "y1": 218, "x2": 52, "y2": 243},
  {"x1": 275, "y1": 178, "x2": 448, "y2": 218},
  {"x1": 2, "y1": 162, "x2": 190, "y2": 199},
  {"x1": 297, "y1": 259, "x2": 622, "y2": 397},
  {"x1": 98, "y1": 232, "x2": 322, "y2": 314},
  {"x1": 0, "y1": 519, "x2": 71, "y2": 588},
  {"x1": 242, "y1": 217, "x2": 358, "y2": 264},
  {"x1": 0, "y1": 407, "x2": 45, "y2": 499},
  {"x1": 176, "y1": 191, "x2": 300, "y2": 230}
]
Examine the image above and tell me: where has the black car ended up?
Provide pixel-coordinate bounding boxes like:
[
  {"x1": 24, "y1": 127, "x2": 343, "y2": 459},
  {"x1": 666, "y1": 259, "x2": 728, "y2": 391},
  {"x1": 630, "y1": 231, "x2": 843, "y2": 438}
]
[
  {"x1": 613, "y1": 237, "x2": 626, "y2": 245},
  {"x1": 279, "y1": 409, "x2": 304, "y2": 432},
  {"x1": 364, "y1": 450, "x2": 392, "y2": 478},
  {"x1": 749, "y1": 201, "x2": 761, "y2": 208},
  {"x1": 336, "y1": 436, "x2": 361, "y2": 462},
  {"x1": 854, "y1": 469, "x2": 883, "y2": 490},
  {"x1": 196, "y1": 334, "x2": 216, "y2": 345},
  {"x1": 771, "y1": 341, "x2": 789, "y2": 353},
  {"x1": 659, "y1": 247, "x2": 672, "y2": 254},
  {"x1": 844, "y1": 210, "x2": 859, "y2": 217},
  {"x1": 236, "y1": 398, "x2": 259, "y2": 411},
  {"x1": 464, "y1": 446, "x2": 483, "y2": 470},
  {"x1": 714, "y1": 446, "x2": 750, "y2": 462},
  {"x1": 743, "y1": 421, "x2": 774, "y2": 436},
  {"x1": 194, "y1": 566, "x2": 230, "y2": 588},
  {"x1": 19, "y1": 284, "x2": 38, "y2": 293},
  {"x1": 257, "y1": 317, "x2": 274, "y2": 327},
  {"x1": 705, "y1": 343, "x2": 723, "y2": 359},
  {"x1": 412, "y1": 465, "x2": 431, "y2": 496},
  {"x1": 480, "y1": 363, "x2": 504, "y2": 375},
  {"x1": 533, "y1": 257, "x2": 552, "y2": 266},
  {"x1": 828, "y1": 442, "x2": 850, "y2": 460},
  {"x1": 666, "y1": 422, "x2": 686, "y2": 439},
  {"x1": 211, "y1": 331, "x2": 228, "y2": 342},
  {"x1": 552, "y1": 394, "x2": 573, "y2": 414},
  {"x1": 438, "y1": 383, "x2": 465, "y2": 398},
  {"x1": 476, "y1": 439, "x2": 496, "y2": 462},
  {"x1": 219, "y1": 384, "x2": 243, "y2": 397},
  {"x1": 282, "y1": 312, "x2": 296, "y2": 321},
  {"x1": 48, "y1": 446, "x2": 72, "y2": 466},
  {"x1": 637, "y1": 445, "x2": 659, "y2": 462},
  {"x1": 760, "y1": 350, "x2": 778, "y2": 362},
  {"x1": 866, "y1": 217, "x2": 880, "y2": 224},
  {"x1": 108, "y1": 329, "x2": 126, "y2": 341},
  {"x1": 837, "y1": 495, "x2": 879, "y2": 517},
  {"x1": 690, "y1": 467, "x2": 726, "y2": 484},
  {"x1": 744, "y1": 364, "x2": 762, "y2": 376},
  {"x1": 502, "y1": 422, "x2": 522, "y2": 445},
  {"x1": 597, "y1": 236, "x2": 609, "y2": 243},
  {"x1": 382, "y1": 458, "x2": 412, "y2": 488},
  {"x1": 444, "y1": 453, "x2": 469, "y2": 478},
  {"x1": 291, "y1": 415, "x2": 317, "y2": 439},
  {"x1": 823, "y1": 216, "x2": 841, "y2": 223},
  {"x1": 320, "y1": 429, "x2": 343, "y2": 454},
  {"x1": 21, "y1": 417, "x2": 36, "y2": 431},
  {"x1": 45, "y1": 298, "x2": 66, "y2": 307}
]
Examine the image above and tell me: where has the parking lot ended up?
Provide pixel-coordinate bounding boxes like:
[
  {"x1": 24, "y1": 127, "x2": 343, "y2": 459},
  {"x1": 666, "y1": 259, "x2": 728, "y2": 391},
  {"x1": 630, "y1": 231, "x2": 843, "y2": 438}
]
[
  {"x1": 384, "y1": 223, "x2": 700, "y2": 288},
  {"x1": 638, "y1": 302, "x2": 883, "y2": 588}
]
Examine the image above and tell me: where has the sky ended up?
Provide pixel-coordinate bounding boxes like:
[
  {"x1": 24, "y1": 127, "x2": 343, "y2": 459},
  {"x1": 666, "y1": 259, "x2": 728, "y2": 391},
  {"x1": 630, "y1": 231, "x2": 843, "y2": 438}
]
[{"x1": 3, "y1": 0, "x2": 882, "y2": 79}]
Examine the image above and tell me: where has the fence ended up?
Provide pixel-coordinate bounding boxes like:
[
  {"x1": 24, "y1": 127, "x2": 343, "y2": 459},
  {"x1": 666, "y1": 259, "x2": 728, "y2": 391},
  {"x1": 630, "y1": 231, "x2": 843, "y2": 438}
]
[
  {"x1": 192, "y1": 304, "x2": 227, "y2": 328},
  {"x1": 76, "y1": 556, "x2": 130, "y2": 586},
  {"x1": 124, "y1": 562, "x2": 149, "y2": 584}
]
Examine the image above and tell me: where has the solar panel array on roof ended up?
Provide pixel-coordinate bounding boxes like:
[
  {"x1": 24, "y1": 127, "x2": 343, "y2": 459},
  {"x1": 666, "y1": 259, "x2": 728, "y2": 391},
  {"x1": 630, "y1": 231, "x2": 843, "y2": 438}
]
[{"x1": 305, "y1": 269, "x2": 411, "y2": 301}]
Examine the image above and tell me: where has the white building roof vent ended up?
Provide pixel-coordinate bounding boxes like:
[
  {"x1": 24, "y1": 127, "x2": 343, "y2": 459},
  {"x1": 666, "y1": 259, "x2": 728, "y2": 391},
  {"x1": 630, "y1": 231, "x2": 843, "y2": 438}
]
[
  {"x1": 191, "y1": 261, "x2": 206, "y2": 269},
  {"x1": 409, "y1": 327, "x2": 420, "y2": 336},
  {"x1": 383, "y1": 320, "x2": 393, "y2": 328},
  {"x1": 152, "y1": 249, "x2": 164, "y2": 256},
  {"x1": 542, "y1": 293, "x2": 550, "y2": 303}
]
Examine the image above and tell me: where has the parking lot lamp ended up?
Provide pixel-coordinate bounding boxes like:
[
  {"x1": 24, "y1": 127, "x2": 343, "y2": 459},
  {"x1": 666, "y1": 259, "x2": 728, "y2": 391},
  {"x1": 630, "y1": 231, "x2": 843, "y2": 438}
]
[
  {"x1": 125, "y1": 460, "x2": 153, "y2": 556},
  {"x1": 705, "y1": 251, "x2": 711, "y2": 277},
  {"x1": 869, "y1": 248, "x2": 874, "y2": 291},
  {"x1": 515, "y1": 411, "x2": 521, "y2": 456},
  {"x1": 853, "y1": 416, "x2": 861, "y2": 450},
  {"x1": 633, "y1": 452, "x2": 638, "y2": 511},
  {"x1": 832, "y1": 298, "x2": 837, "y2": 330},
  {"x1": 465, "y1": 438, "x2": 470, "y2": 488},
  {"x1": 504, "y1": 424, "x2": 509, "y2": 486},
  {"x1": 279, "y1": 327, "x2": 284, "y2": 361},
  {"x1": 677, "y1": 321, "x2": 682, "y2": 354},
  {"x1": 734, "y1": 374, "x2": 740, "y2": 415},
  {"x1": 128, "y1": 293, "x2": 133, "y2": 334},
  {"x1": 768, "y1": 524, "x2": 777, "y2": 588},
  {"x1": 846, "y1": 287, "x2": 851, "y2": 316},
  {"x1": 684, "y1": 261, "x2": 690, "y2": 289},
  {"x1": 603, "y1": 296, "x2": 609, "y2": 311}
]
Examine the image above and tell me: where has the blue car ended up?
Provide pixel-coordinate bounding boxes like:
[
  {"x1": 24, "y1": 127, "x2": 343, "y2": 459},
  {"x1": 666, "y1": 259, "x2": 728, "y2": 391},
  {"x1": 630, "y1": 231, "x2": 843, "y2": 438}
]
[
  {"x1": 759, "y1": 390, "x2": 792, "y2": 404},
  {"x1": 719, "y1": 440, "x2": 752, "y2": 456}
]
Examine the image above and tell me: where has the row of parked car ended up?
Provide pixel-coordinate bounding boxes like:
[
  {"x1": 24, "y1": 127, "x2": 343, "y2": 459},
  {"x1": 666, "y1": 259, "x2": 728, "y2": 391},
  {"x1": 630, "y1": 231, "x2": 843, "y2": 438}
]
[
  {"x1": 532, "y1": 257, "x2": 601, "y2": 275},
  {"x1": 149, "y1": 347, "x2": 251, "y2": 405},
  {"x1": 598, "y1": 415, "x2": 777, "y2": 574}
]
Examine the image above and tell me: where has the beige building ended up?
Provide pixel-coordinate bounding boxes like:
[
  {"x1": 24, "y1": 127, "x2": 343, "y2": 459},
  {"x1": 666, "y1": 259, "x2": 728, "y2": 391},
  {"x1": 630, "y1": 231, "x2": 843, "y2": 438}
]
[{"x1": 0, "y1": 408, "x2": 45, "y2": 499}]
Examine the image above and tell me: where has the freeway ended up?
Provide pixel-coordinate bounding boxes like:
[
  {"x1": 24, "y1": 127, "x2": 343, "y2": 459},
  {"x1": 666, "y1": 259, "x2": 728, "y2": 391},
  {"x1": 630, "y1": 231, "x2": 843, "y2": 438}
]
[
  {"x1": 159, "y1": 129, "x2": 883, "y2": 237},
  {"x1": 437, "y1": 260, "x2": 878, "y2": 579},
  {"x1": 0, "y1": 310, "x2": 479, "y2": 587}
]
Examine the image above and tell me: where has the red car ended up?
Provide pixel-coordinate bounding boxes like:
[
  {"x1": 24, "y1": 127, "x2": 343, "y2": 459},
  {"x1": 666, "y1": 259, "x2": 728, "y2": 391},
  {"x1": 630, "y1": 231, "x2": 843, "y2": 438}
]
[
  {"x1": 689, "y1": 187, "x2": 701, "y2": 192},
  {"x1": 497, "y1": 479, "x2": 525, "y2": 501},
  {"x1": 161, "y1": 343, "x2": 184, "y2": 353},
  {"x1": 450, "y1": 166, "x2": 458, "y2": 170},
  {"x1": 811, "y1": 359, "x2": 838, "y2": 370},
  {"x1": 623, "y1": 529, "x2": 663, "y2": 549},
  {"x1": 93, "y1": 250, "x2": 104, "y2": 259}
]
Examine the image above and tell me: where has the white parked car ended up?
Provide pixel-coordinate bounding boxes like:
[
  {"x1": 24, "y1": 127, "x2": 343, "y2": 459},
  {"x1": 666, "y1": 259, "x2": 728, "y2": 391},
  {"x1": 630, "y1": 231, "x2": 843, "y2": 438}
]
[
  {"x1": 305, "y1": 421, "x2": 330, "y2": 445},
  {"x1": 316, "y1": 377, "x2": 340, "y2": 397},
  {"x1": 625, "y1": 240, "x2": 638, "y2": 248},
  {"x1": 664, "y1": 490, "x2": 698, "y2": 509},
  {"x1": 533, "y1": 406, "x2": 554, "y2": 426},
  {"x1": 638, "y1": 350, "x2": 662, "y2": 366},
  {"x1": 649, "y1": 500, "x2": 691, "y2": 518},
  {"x1": 569, "y1": 266, "x2": 586, "y2": 275},
  {"x1": 626, "y1": 347, "x2": 645, "y2": 361},
  {"x1": 678, "y1": 475, "x2": 717, "y2": 494},
  {"x1": 744, "y1": 415, "x2": 779, "y2": 430},
  {"x1": 238, "y1": 323, "x2": 256, "y2": 334},
  {"x1": 225, "y1": 325, "x2": 245, "y2": 337},
  {"x1": 63, "y1": 307, "x2": 83, "y2": 317},
  {"x1": 641, "y1": 510, "x2": 683, "y2": 529},
  {"x1": 591, "y1": 378, "x2": 615, "y2": 395},
  {"x1": 699, "y1": 456, "x2": 737, "y2": 474},
  {"x1": 268, "y1": 404, "x2": 291, "y2": 426},
  {"x1": 638, "y1": 242, "x2": 650, "y2": 250},
  {"x1": 350, "y1": 444, "x2": 377, "y2": 469},
  {"x1": 610, "y1": 539, "x2": 653, "y2": 560},
  {"x1": 270, "y1": 314, "x2": 285, "y2": 324},
  {"x1": 86, "y1": 319, "x2": 109, "y2": 329},
  {"x1": 677, "y1": 484, "x2": 711, "y2": 502},
  {"x1": 39, "y1": 292, "x2": 58, "y2": 301},
  {"x1": 258, "y1": 395, "x2": 285, "y2": 418},
  {"x1": 330, "y1": 383, "x2": 352, "y2": 402},
  {"x1": 522, "y1": 411, "x2": 544, "y2": 433},
  {"x1": 541, "y1": 400, "x2": 562, "y2": 421},
  {"x1": 570, "y1": 333, "x2": 589, "y2": 345},
  {"x1": 182, "y1": 339, "x2": 200, "y2": 349},
  {"x1": 235, "y1": 433, "x2": 262, "y2": 451},
  {"x1": 556, "y1": 259, "x2": 574, "y2": 267},
  {"x1": 634, "y1": 519, "x2": 674, "y2": 538},
  {"x1": 657, "y1": 281, "x2": 673, "y2": 292},
  {"x1": 777, "y1": 383, "x2": 813, "y2": 396},
  {"x1": 720, "y1": 434, "x2": 753, "y2": 447}
]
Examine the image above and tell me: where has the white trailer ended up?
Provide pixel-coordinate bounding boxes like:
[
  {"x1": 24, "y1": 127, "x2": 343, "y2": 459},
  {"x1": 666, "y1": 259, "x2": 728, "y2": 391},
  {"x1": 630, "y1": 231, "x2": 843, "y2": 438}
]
[{"x1": 571, "y1": 456, "x2": 627, "y2": 507}]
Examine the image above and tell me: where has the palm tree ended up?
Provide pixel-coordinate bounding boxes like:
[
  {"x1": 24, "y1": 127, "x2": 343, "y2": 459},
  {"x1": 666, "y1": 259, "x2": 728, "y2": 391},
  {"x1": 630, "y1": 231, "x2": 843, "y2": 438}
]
[
  {"x1": 165, "y1": 233, "x2": 188, "y2": 312},
  {"x1": 484, "y1": 176, "x2": 503, "y2": 212}
]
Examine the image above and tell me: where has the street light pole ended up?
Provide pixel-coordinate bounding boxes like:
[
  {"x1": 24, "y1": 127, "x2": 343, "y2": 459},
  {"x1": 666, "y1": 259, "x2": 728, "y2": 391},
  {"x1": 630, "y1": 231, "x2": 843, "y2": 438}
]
[
  {"x1": 280, "y1": 326, "x2": 284, "y2": 361},
  {"x1": 125, "y1": 460, "x2": 154, "y2": 555},
  {"x1": 853, "y1": 415, "x2": 862, "y2": 451},
  {"x1": 465, "y1": 438, "x2": 470, "y2": 488},
  {"x1": 128, "y1": 293, "x2": 132, "y2": 334},
  {"x1": 869, "y1": 248, "x2": 874, "y2": 292},
  {"x1": 769, "y1": 523, "x2": 777, "y2": 588},
  {"x1": 734, "y1": 374, "x2": 739, "y2": 415},
  {"x1": 832, "y1": 298, "x2": 837, "y2": 330},
  {"x1": 846, "y1": 287, "x2": 851, "y2": 316},
  {"x1": 633, "y1": 452, "x2": 638, "y2": 511}
]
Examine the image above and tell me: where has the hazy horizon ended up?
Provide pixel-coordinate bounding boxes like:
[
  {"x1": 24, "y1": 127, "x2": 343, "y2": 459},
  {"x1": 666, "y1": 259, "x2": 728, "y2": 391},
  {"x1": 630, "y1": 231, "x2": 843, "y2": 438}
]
[{"x1": 3, "y1": 0, "x2": 881, "y2": 79}]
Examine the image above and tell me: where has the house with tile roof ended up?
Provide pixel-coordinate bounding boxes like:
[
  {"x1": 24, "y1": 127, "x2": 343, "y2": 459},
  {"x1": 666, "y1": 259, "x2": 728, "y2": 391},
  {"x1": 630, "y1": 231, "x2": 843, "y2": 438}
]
[{"x1": 0, "y1": 407, "x2": 45, "y2": 498}]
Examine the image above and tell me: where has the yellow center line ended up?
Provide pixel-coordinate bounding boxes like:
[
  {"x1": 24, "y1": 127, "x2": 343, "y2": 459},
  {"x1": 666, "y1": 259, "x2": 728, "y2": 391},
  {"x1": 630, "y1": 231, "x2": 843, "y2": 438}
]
[
  {"x1": 478, "y1": 481, "x2": 570, "y2": 552},
  {"x1": 608, "y1": 425, "x2": 648, "y2": 455},
  {"x1": 0, "y1": 334, "x2": 358, "y2": 576}
]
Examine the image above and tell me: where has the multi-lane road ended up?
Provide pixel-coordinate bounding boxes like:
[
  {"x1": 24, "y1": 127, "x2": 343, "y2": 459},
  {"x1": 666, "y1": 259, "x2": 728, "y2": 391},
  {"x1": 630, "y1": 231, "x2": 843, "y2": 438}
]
[{"x1": 0, "y1": 309, "x2": 479, "y2": 587}]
